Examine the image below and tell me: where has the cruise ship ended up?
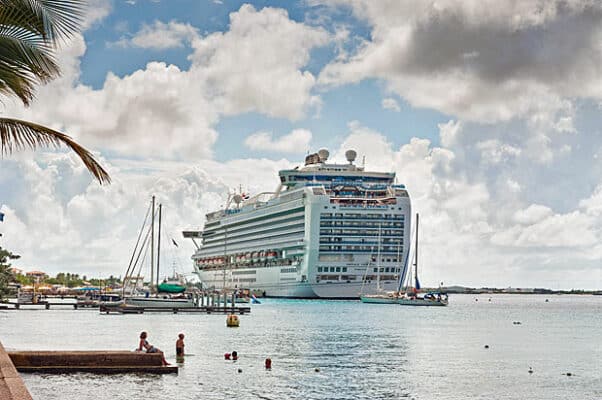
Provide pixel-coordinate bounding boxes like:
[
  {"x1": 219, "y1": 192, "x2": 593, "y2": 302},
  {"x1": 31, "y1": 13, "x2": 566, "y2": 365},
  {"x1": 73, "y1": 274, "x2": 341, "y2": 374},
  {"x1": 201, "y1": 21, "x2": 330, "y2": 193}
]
[{"x1": 184, "y1": 149, "x2": 411, "y2": 299}]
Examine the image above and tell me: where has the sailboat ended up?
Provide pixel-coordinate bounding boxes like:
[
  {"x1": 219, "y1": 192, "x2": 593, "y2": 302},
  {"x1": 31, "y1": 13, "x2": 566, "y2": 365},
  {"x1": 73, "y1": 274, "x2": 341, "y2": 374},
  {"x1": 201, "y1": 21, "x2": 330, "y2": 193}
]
[
  {"x1": 360, "y1": 223, "x2": 407, "y2": 304},
  {"x1": 360, "y1": 214, "x2": 449, "y2": 306},
  {"x1": 397, "y1": 213, "x2": 448, "y2": 306},
  {"x1": 121, "y1": 196, "x2": 196, "y2": 308}
]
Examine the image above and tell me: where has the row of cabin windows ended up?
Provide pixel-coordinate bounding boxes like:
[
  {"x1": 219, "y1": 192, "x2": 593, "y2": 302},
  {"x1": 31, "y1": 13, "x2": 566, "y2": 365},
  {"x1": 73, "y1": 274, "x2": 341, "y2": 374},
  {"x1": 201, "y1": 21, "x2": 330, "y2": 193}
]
[
  {"x1": 319, "y1": 245, "x2": 402, "y2": 253},
  {"x1": 321, "y1": 212, "x2": 404, "y2": 219},
  {"x1": 373, "y1": 267, "x2": 402, "y2": 273},
  {"x1": 320, "y1": 229, "x2": 403, "y2": 236},
  {"x1": 317, "y1": 275, "x2": 398, "y2": 282},
  {"x1": 317, "y1": 266, "x2": 348, "y2": 273},
  {"x1": 318, "y1": 266, "x2": 401, "y2": 273},
  {"x1": 320, "y1": 221, "x2": 404, "y2": 228},
  {"x1": 320, "y1": 237, "x2": 403, "y2": 244},
  {"x1": 371, "y1": 257, "x2": 401, "y2": 263}
]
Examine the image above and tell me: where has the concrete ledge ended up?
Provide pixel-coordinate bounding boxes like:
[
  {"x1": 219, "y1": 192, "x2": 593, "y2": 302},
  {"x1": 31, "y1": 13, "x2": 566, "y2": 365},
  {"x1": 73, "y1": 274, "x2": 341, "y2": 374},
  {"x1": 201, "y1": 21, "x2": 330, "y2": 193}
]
[
  {"x1": 0, "y1": 342, "x2": 34, "y2": 400},
  {"x1": 13, "y1": 365, "x2": 178, "y2": 374},
  {"x1": 8, "y1": 351, "x2": 176, "y2": 374}
]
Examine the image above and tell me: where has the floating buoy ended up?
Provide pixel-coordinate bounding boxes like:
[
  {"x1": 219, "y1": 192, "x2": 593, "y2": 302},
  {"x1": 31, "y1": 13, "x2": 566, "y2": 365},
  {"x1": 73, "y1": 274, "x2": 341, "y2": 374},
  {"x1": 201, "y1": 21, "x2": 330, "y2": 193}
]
[
  {"x1": 545, "y1": 299, "x2": 549, "y2": 302},
  {"x1": 484, "y1": 345, "x2": 489, "y2": 349},
  {"x1": 475, "y1": 298, "x2": 478, "y2": 302},
  {"x1": 265, "y1": 358, "x2": 272, "y2": 370},
  {"x1": 238, "y1": 368, "x2": 242, "y2": 373},
  {"x1": 565, "y1": 372, "x2": 572, "y2": 377},
  {"x1": 488, "y1": 298, "x2": 492, "y2": 302},
  {"x1": 226, "y1": 314, "x2": 240, "y2": 327},
  {"x1": 314, "y1": 367, "x2": 320, "y2": 372},
  {"x1": 232, "y1": 351, "x2": 238, "y2": 361},
  {"x1": 224, "y1": 353, "x2": 231, "y2": 360}
]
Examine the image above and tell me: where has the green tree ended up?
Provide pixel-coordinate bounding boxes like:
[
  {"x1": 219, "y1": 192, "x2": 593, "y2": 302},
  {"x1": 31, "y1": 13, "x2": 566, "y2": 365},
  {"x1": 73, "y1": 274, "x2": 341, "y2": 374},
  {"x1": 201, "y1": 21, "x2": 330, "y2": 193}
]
[
  {"x1": 0, "y1": 246, "x2": 20, "y2": 299},
  {"x1": 0, "y1": 0, "x2": 110, "y2": 184}
]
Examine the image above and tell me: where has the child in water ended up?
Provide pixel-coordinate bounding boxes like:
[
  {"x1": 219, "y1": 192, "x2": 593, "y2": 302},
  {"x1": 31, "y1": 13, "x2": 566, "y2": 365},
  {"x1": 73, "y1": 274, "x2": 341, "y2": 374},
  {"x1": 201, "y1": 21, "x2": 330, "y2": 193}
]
[{"x1": 176, "y1": 333, "x2": 185, "y2": 361}]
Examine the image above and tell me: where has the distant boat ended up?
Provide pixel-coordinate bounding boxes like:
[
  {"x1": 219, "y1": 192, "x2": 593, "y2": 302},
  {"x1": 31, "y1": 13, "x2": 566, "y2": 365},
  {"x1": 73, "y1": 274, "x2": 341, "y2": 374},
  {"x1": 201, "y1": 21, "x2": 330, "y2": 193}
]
[
  {"x1": 120, "y1": 196, "x2": 196, "y2": 309},
  {"x1": 361, "y1": 213, "x2": 448, "y2": 306}
]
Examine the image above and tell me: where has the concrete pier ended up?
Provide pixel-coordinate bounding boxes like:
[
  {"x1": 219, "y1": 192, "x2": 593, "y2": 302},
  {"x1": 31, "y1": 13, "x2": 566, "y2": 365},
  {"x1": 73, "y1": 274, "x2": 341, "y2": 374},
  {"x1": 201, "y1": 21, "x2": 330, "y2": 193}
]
[
  {"x1": 8, "y1": 351, "x2": 177, "y2": 374},
  {"x1": 0, "y1": 342, "x2": 33, "y2": 400}
]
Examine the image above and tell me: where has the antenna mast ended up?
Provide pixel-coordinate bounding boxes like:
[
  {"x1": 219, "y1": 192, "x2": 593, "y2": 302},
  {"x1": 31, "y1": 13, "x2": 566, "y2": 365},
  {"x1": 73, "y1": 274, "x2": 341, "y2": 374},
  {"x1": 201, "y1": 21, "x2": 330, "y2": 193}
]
[
  {"x1": 157, "y1": 203, "x2": 162, "y2": 288},
  {"x1": 150, "y1": 195, "x2": 155, "y2": 290}
]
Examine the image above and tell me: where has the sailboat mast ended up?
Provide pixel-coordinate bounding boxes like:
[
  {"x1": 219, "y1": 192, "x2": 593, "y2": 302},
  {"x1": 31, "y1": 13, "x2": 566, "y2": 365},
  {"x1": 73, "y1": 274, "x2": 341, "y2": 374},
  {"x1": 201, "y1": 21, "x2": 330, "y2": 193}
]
[
  {"x1": 414, "y1": 213, "x2": 419, "y2": 289},
  {"x1": 157, "y1": 203, "x2": 162, "y2": 288},
  {"x1": 376, "y1": 223, "x2": 382, "y2": 291},
  {"x1": 150, "y1": 195, "x2": 155, "y2": 290}
]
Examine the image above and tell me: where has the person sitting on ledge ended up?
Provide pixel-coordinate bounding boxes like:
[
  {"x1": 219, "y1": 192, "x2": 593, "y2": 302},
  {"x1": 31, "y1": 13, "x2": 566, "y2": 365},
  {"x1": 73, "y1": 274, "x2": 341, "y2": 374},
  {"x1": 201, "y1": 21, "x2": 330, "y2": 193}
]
[{"x1": 137, "y1": 331, "x2": 169, "y2": 366}]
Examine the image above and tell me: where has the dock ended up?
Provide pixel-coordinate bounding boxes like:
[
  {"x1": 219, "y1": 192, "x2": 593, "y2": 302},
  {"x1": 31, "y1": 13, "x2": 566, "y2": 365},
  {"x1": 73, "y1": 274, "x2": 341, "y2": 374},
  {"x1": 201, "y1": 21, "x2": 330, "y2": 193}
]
[
  {"x1": 99, "y1": 304, "x2": 251, "y2": 314},
  {"x1": 7, "y1": 350, "x2": 177, "y2": 374},
  {"x1": 0, "y1": 341, "x2": 33, "y2": 400},
  {"x1": 1, "y1": 301, "x2": 81, "y2": 310}
]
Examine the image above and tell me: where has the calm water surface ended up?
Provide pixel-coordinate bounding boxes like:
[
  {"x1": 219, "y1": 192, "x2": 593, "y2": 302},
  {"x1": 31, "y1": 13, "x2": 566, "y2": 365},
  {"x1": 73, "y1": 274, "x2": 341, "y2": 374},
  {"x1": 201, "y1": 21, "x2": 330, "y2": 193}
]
[{"x1": 0, "y1": 294, "x2": 600, "y2": 399}]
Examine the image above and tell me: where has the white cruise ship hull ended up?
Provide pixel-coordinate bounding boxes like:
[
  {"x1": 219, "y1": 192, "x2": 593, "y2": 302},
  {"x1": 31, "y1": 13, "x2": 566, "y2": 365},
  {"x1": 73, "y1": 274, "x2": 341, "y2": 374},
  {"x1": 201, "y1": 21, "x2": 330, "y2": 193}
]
[{"x1": 196, "y1": 266, "x2": 399, "y2": 299}]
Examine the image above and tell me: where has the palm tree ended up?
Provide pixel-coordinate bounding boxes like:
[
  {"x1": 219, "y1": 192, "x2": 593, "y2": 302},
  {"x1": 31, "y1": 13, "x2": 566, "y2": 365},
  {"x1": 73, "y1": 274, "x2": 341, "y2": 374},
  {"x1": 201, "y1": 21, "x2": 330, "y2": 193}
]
[{"x1": 0, "y1": 0, "x2": 110, "y2": 184}]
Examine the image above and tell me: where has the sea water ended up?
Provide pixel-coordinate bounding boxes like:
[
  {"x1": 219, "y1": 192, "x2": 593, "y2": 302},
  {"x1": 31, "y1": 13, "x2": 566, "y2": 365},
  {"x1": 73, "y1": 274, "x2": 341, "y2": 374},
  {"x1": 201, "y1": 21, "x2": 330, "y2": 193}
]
[{"x1": 0, "y1": 294, "x2": 600, "y2": 399}]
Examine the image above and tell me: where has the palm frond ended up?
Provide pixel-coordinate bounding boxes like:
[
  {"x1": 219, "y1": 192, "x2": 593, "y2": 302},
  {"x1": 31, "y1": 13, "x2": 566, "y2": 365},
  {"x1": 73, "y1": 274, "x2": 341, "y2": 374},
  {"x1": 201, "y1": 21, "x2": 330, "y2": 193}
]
[
  {"x1": 0, "y1": 117, "x2": 111, "y2": 184},
  {"x1": 0, "y1": 0, "x2": 84, "y2": 105},
  {"x1": 0, "y1": 0, "x2": 85, "y2": 42},
  {"x1": 0, "y1": 34, "x2": 59, "y2": 104}
]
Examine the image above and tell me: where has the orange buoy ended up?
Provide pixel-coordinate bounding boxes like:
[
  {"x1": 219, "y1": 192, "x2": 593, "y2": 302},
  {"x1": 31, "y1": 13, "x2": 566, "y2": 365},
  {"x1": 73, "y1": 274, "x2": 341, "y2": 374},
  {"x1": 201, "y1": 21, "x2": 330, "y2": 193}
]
[{"x1": 226, "y1": 314, "x2": 240, "y2": 327}]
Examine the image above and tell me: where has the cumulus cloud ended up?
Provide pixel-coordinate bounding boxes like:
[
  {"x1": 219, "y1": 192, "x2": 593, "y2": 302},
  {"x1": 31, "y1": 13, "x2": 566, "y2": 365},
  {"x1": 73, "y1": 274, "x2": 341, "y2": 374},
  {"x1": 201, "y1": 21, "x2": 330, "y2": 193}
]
[
  {"x1": 111, "y1": 20, "x2": 199, "y2": 49},
  {"x1": 244, "y1": 129, "x2": 313, "y2": 153},
  {"x1": 319, "y1": 0, "x2": 602, "y2": 123},
  {"x1": 381, "y1": 97, "x2": 400, "y2": 112},
  {"x1": 4, "y1": 5, "x2": 330, "y2": 159},
  {"x1": 189, "y1": 4, "x2": 329, "y2": 120},
  {"x1": 0, "y1": 153, "x2": 292, "y2": 277},
  {"x1": 326, "y1": 124, "x2": 602, "y2": 289}
]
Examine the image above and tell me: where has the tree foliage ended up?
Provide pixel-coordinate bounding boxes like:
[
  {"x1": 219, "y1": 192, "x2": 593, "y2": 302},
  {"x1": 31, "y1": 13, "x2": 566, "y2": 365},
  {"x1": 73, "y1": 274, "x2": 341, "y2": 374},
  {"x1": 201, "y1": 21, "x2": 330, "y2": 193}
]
[
  {"x1": 0, "y1": 0, "x2": 110, "y2": 184},
  {"x1": 0, "y1": 246, "x2": 20, "y2": 299}
]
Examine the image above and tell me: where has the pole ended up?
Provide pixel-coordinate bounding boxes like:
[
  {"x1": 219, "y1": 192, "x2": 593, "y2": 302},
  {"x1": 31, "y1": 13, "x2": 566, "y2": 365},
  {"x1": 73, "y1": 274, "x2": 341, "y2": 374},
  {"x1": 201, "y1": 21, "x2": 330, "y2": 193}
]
[
  {"x1": 223, "y1": 226, "x2": 227, "y2": 290},
  {"x1": 157, "y1": 204, "x2": 162, "y2": 288},
  {"x1": 376, "y1": 223, "x2": 382, "y2": 291},
  {"x1": 150, "y1": 196, "x2": 155, "y2": 291},
  {"x1": 414, "y1": 213, "x2": 419, "y2": 289}
]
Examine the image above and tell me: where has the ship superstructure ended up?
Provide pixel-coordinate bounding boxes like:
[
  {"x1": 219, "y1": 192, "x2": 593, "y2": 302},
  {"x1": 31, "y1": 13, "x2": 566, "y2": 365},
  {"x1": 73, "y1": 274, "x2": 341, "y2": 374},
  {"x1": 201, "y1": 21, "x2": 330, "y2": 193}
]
[{"x1": 186, "y1": 149, "x2": 411, "y2": 298}]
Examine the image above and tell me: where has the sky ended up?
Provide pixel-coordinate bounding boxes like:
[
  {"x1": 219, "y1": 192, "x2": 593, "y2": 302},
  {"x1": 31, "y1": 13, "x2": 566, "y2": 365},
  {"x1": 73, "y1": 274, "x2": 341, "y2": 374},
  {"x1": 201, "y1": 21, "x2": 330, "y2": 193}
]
[{"x1": 1, "y1": 0, "x2": 601, "y2": 289}]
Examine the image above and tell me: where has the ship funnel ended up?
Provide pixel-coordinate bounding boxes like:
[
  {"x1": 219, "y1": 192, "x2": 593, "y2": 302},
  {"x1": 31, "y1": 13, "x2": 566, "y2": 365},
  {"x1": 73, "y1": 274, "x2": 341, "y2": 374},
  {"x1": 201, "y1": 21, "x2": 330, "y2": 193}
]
[
  {"x1": 345, "y1": 149, "x2": 357, "y2": 164},
  {"x1": 317, "y1": 149, "x2": 329, "y2": 162}
]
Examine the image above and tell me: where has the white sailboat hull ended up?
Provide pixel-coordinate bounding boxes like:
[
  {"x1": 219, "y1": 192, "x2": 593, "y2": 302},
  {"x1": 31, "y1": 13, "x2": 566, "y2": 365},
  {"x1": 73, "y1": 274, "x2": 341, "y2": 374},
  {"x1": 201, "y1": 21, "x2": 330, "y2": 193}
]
[
  {"x1": 398, "y1": 298, "x2": 448, "y2": 306},
  {"x1": 123, "y1": 296, "x2": 196, "y2": 308}
]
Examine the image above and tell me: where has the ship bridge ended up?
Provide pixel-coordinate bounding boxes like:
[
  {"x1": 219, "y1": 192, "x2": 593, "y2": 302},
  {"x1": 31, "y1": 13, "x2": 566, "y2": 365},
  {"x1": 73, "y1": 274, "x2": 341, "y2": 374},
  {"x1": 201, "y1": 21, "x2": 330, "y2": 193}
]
[{"x1": 279, "y1": 149, "x2": 395, "y2": 190}]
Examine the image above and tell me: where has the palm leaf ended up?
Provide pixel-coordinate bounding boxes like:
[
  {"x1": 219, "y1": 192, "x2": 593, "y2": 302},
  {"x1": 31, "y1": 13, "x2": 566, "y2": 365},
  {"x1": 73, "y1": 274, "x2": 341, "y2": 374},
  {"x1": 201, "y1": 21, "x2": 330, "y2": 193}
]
[
  {"x1": 0, "y1": 0, "x2": 85, "y2": 42},
  {"x1": 0, "y1": 0, "x2": 84, "y2": 105},
  {"x1": 0, "y1": 34, "x2": 59, "y2": 104},
  {"x1": 0, "y1": 117, "x2": 111, "y2": 184}
]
